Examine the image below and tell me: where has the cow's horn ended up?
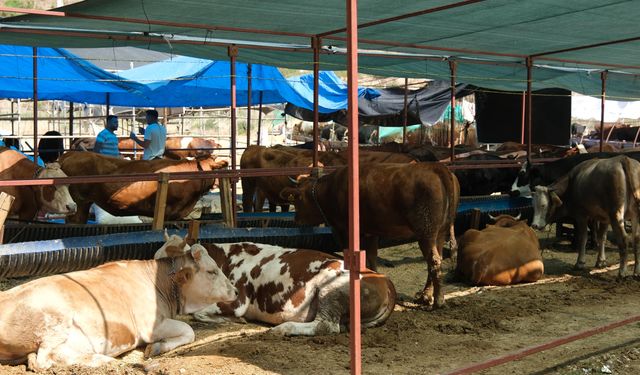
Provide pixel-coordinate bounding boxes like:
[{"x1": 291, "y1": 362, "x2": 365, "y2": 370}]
[
  {"x1": 164, "y1": 228, "x2": 170, "y2": 241},
  {"x1": 514, "y1": 212, "x2": 522, "y2": 221},
  {"x1": 488, "y1": 213, "x2": 497, "y2": 221},
  {"x1": 288, "y1": 176, "x2": 299, "y2": 184}
]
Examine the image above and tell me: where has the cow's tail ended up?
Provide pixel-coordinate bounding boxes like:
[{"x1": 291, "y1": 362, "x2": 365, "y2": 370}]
[{"x1": 361, "y1": 274, "x2": 397, "y2": 329}]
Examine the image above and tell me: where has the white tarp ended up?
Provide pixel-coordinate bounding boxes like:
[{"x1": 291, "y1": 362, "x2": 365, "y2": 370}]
[{"x1": 572, "y1": 93, "x2": 640, "y2": 122}]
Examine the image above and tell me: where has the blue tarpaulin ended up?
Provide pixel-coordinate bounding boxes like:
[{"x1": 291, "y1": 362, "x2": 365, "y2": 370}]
[{"x1": 0, "y1": 45, "x2": 149, "y2": 105}]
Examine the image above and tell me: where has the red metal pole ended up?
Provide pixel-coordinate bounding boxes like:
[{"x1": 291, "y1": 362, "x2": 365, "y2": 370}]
[
  {"x1": 520, "y1": 92, "x2": 525, "y2": 144},
  {"x1": 600, "y1": 71, "x2": 607, "y2": 153},
  {"x1": 346, "y1": 0, "x2": 363, "y2": 373},
  {"x1": 229, "y1": 46, "x2": 238, "y2": 225},
  {"x1": 449, "y1": 60, "x2": 457, "y2": 161},
  {"x1": 257, "y1": 92, "x2": 263, "y2": 146},
  {"x1": 246, "y1": 64, "x2": 252, "y2": 147},
  {"x1": 526, "y1": 57, "x2": 533, "y2": 163},
  {"x1": 402, "y1": 77, "x2": 408, "y2": 144},
  {"x1": 33, "y1": 46, "x2": 38, "y2": 163},
  {"x1": 312, "y1": 36, "x2": 321, "y2": 168}
]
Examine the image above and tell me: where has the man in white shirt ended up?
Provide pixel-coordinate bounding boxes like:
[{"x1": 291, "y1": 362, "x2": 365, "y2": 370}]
[{"x1": 129, "y1": 109, "x2": 167, "y2": 160}]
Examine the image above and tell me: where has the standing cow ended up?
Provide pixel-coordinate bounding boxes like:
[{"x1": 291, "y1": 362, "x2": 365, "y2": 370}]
[
  {"x1": 531, "y1": 156, "x2": 640, "y2": 276},
  {"x1": 281, "y1": 162, "x2": 459, "y2": 307},
  {"x1": 154, "y1": 238, "x2": 396, "y2": 336},
  {"x1": 457, "y1": 214, "x2": 544, "y2": 285},
  {"x1": 0, "y1": 147, "x2": 77, "y2": 220},
  {"x1": 0, "y1": 244, "x2": 237, "y2": 370}
]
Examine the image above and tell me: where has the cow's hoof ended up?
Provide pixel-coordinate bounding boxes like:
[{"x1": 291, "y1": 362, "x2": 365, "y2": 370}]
[
  {"x1": 144, "y1": 343, "x2": 161, "y2": 358},
  {"x1": 573, "y1": 262, "x2": 587, "y2": 271},
  {"x1": 595, "y1": 260, "x2": 608, "y2": 268},
  {"x1": 413, "y1": 292, "x2": 433, "y2": 306}
]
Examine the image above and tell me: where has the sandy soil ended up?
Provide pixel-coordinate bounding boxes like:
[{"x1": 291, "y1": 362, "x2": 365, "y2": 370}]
[{"x1": 3, "y1": 227, "x2": 640, "y2": 375}]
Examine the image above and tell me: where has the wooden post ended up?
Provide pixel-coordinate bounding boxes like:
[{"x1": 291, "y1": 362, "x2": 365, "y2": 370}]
[
  {"x1": 449, "y1": 60, "x2": 457, "y2": 161},
  {"x1": 312, "y1": 36, "x2": 321, "y2": 167},
  {"x1": 33, "y1": 47, "x2": 39, "y2": 163},
  {"x1": 219, "y1": 177, "x2": 236, "y2": 228},
  {"x1": 152, "y1": 173, "x2": 170, "y2": 230},
  {"x1": 187, "y1": 220, "x2": 200, "y2": 245},
  {"x1": 0, "y1": 192, "x2": 15, "y2": 244},
  {"x1": 247, "y1": 64, "x2": 252, "y2": 146},
  {"x1": 402, "y1": 77, "x2": 408, "y2": 144},
  {"x1": 525, "y1": 57, "x2": 533, "y2": 164},
  {"x1": 470, "y1": 208, "x2": 482, "y2": 230},
  {"x1": 257, "y1": 92, "x2": 263, "y2": 146},
  {"x1": 600, "y1": 71, "x2": 607, "y2": 152}
]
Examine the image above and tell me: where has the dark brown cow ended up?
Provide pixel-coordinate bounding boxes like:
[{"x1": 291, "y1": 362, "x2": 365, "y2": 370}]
[
  {"x1": 456, "y1": 214, "x2": 543, "y2": 286},
  {"x1": 154, "y1": 240, "x2": 396, "y2": 336},
  {"x1": 531, "y1": 155, "x2": 640, "y2": 276},
  {"x1": 0, "y1": 147, "x2": 77, "y2": 220},
  {"x1": 240, "y1": 145, "x2": 346, "y2": 213},
  {"x1": 57, "y1": 151, "x2": 227, "y2": 223},
  {"x1": 281, "y1": 162, "x2": 460, "y2": 307}
]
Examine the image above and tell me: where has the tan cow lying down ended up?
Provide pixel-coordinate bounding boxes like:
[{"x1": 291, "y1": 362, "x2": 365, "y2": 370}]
[
  {"x1": 0, "y1": 244, "x2": 236, "y2": 371},
  {"x1": 456, "y1": 214, "x2": 544, "y2": 286},
  {"x1": 155, "y1": 235, "x2": 396, "y2": 336}
]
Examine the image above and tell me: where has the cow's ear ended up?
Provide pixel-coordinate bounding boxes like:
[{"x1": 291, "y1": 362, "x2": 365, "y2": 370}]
[
  {"x1": 190, "y1": 246, "x2": 202, "y2": 262},
  {"x1": 164, "y1": 229, "x2": 170, "y2": 241},
  {"x1": 550, "y1": 191, "x2": 563, "y2": 207},
  {"x1": 174, "y1": 267, "x2": 194, "y2": 285}
]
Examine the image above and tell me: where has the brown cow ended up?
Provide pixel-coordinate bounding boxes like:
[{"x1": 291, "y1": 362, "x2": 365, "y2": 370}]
[
  {"x1": 58, "y1": 151, "x2": 228, "y2": 223},
  {"x1": 155, "y1": 239, "x2": 396, "y2": 336},
  {"x1": 531, "y1": 155, "x2": 640, "y2": 276},
  {"x1": 456, "y1": 214, "x2": 543, "y2": 286},
  {"x1": 72, "y1": 136, "x2": 221, "y2": 160},
  {"x1": 0, "y1": 244, "x2": 237, "y2": 370},
  {"x1": 0, "y1": 147, "x2": 77, "y2": 220},
  {"x1": 240, "y1": 145, "x2": 346, "y2": 213},
  {"x1": 281, "y1": 162, "x2": 460, "y2": 307}
]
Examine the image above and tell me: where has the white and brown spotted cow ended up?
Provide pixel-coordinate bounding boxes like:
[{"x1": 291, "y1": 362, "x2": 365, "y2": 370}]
[
  {"x1": 0, "y1": 243, "x2": 237, "y2": 371},
  {"x1": 155, "y1": 239, "x2": 396, "y2": 336},
  {"x1": 456, "y1": 214, "x2": 544, "y2": 286}
]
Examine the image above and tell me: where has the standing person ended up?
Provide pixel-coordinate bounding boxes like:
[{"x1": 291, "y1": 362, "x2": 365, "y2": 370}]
[
  {"x1": 129, "y1": 109, "x2": 167, "y2": 160},
  {"x1": 94, "y1": 115, "x2": 121, "y2": 157}
]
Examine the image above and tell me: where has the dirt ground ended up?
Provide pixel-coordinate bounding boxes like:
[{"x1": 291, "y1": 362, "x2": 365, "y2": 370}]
[{"x1": 3, "y1": 227, "x2": 640, "y2": 374}]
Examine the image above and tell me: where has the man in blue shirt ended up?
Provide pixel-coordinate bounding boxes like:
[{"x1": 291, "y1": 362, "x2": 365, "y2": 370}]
[
  {"x1": 94, "y1": 115, "x2": 121, "y2": 157},
  {"x1": 130, "y1": 109, "x2": 166, "y2": 160}
]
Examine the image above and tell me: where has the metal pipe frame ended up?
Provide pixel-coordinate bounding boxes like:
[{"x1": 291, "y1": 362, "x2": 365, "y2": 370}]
[
  {"x1": 229, "y1": 45, "x2": 238, "y2": 226},
  {"x1": 402, "y1": 77, "x2": 408, "y2": 144},
  {"x1": 246, "y1": 64, "x2": 252, "y2": 147},
  {"x1": 312, "y1": 36, "x2": 321, "y2": 168},
  {"x1": 257, "y1": 92, "x2": 263, "y2": 146},
  {"x1": 600, "y1": 70, "x2": 607, "y2": 153},
  {"x1": 449, "y1": 60, "x2": 456, "y2": 162},
  {"x1": 525, "y1": 57, "x2": 533, "y2": 163},
  {"x1": 32, "y1": 46, "x2": 38, "y2": 163}
]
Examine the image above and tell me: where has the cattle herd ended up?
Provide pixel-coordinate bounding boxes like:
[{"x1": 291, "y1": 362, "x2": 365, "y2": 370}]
[{"x1": 1, "y1": 138, "x2": 640, "y2": 370}]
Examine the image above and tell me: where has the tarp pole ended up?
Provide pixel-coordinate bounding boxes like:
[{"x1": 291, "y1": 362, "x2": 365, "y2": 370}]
[
  {"x1": 520, "y1": 92, "x2": 525, "y2": 144},
  {"x1": 525, "y1": 57, "x2": 533, "y2": 163},
  {"x1": 346, "y1": 0, "x2": 363, "y2": 373},
  {"x1": 402, "y1": 78, "x2": 408, "y2": 144},
  {"x1": 229, "y1": 46, "x2": 238, "y2": 227},
  {"x1": 106, "y1": 93, "x2": 110, "y2": 117},
  {"x1": 10, "y1": 100, "x2": 15, "y2": 136},
  {"x1": 257, "y1": 92, "x2": 263, "y2": 146},
  {"x1": 33, "y1": 47, "x2": 38, "y2": 163},
  {"x1": 247, "y1": 64, "x2": 252, "y2": 147},
  {"x1": 312, "y1": 36, "x2": 321, "y2": 168},
  {"x1": 600, "y1": 71, "x2": 607, "y2": 153},
  {"x1": 449, "y1": 60, "x2": 457, "y2": 162}
]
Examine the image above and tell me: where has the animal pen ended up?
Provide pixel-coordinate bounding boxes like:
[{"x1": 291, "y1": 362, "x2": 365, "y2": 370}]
[{"x1": 1, "y1": 1, "x2": 640, "y2": 374}]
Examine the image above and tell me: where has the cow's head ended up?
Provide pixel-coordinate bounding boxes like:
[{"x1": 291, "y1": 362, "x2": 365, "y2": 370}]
[
  {"x1": 510, "y1": 161, "x2": 543, "y2": 198},
  {"x1": 280, "y1": 177, "x2": 325, "y2": 226},
  {"x1": 170, "y1": 244, "x2": 238, "y2": 314},
  {"x1": 154, "y1": 230, "x2": 191, "y2": 259},
  {"x1": 487, "y1": 213, "x2": 522, "y2": 228},
  {"x1": 530, "y1": 185, "x2": 562, "y2": 230},
  {"x1": 35, "y1": 163, "x2": 77, "y2": 215}
]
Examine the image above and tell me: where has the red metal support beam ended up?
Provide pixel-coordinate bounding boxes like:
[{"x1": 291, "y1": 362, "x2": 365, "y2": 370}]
[
  {"x1": 449, "y1": 60, "x2": 457, "y2": 162},
  {"x1": 32, "y1": 47, "x2": 38, "y2": 163},
  {"x1": 402, "y1": 77, "x2": 408, "y2": 144},
  {"x1": 246, "y1": 64, "x2": 252, "y2": 147},
  {"x1": 257, "y1": 92, "x2": 263, "y2": 146},
  {"x1": 318, "y1": 0, "x2": 486, "y2": 37},
  {"x1": 520, "y1": 92, "x2": 525, "y2": 144},
  {"x1": 525, "y1": 57, "x2": 533, "y2": 163},
  {"x1": 346, "y1": 0, "x2": 362, "y2": 373},
  {"x1": 312, "y1": 36, "x2": 321, "y2": 168},
  {"x1": 600, "y1": 70, "x2": 607, "y2": 152},
  {"x1": 229, "y1": 45, "x2": 238, "y2": 226}
]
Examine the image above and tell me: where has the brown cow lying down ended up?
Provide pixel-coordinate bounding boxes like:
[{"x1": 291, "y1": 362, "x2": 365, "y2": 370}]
[
  {"x1": 0, "y1": 147, "x2": 77, "y2": 220},
  {"x1": 154, "y1": 236, "x2": 396, "y2": 336},
  {"x1": 58, "y1": 151, "x2": 228, "y2": 223},
  {"x1": 281, "y1": 162, "x2": 459, "y2": 307},
  {"x1": 456, "y1": 214, "x2": 544, "y2": 286},
  {"x1": 0, "y1": 244, "x2": 237, "y2": 371}
]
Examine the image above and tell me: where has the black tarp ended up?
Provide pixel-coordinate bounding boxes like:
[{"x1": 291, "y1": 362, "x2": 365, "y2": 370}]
[
  {"x1": 475, "y1": 88, "x2": 571, "y2": 145},
  {"x1": 285, "y1": 80, "x2": 472, "y2": 126}
]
